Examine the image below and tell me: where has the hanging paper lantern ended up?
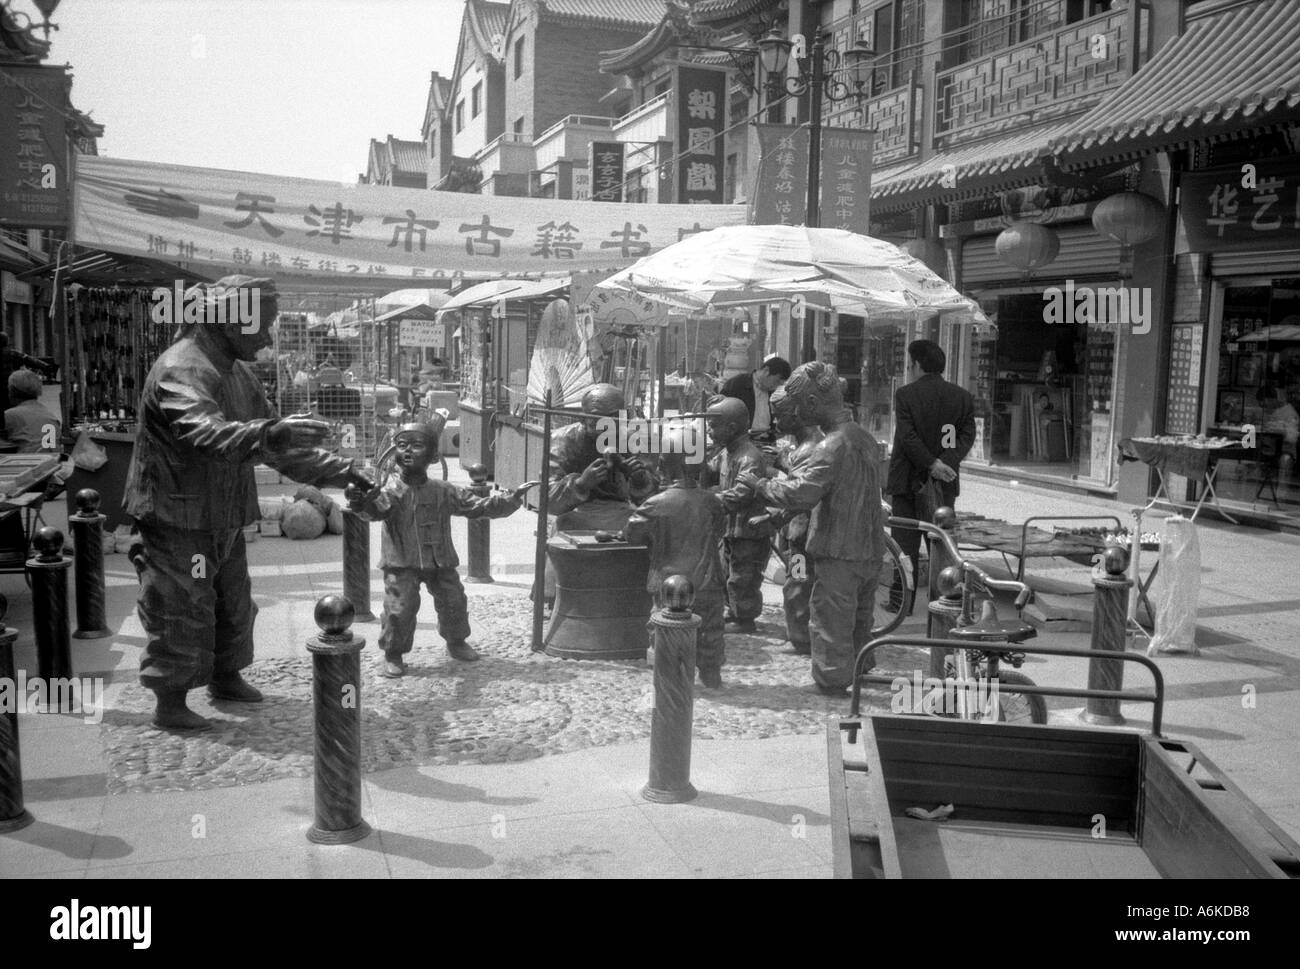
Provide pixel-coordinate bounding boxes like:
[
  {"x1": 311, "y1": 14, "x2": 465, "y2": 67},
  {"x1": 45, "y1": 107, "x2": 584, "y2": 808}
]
[
  {"x1": 995, "y1": 222, "x2": 1060, "y2": 273},
  {"x1": 1091, "y1": 191, "x2": 1165, "y2": 247},
  {"x1": 902, "y1": 238, "x2": 948, "y2": 278}
]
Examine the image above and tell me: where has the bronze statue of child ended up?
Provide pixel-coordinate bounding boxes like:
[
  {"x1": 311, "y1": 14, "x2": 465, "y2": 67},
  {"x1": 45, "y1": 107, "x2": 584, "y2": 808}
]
[
  {"x1": 623, "y1": 423, "x2": 728, "y2": 688},
  {"x1": 347, "y1": 416, "x2": 535, "y2": 677}
]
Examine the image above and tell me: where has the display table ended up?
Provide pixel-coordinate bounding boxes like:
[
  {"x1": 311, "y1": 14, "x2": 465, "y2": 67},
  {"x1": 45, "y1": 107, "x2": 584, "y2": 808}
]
[
  {"x1": 1117, "y1": 436, "x2": 1250, "y2": 523},
  {"x1": 544, "y1": 530, "x2": 651, "y2": 661}
]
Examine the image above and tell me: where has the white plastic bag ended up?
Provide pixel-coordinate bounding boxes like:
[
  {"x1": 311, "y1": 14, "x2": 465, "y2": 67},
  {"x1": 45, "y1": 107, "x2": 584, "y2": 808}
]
[
  {"x1": 1148, "y1": 515, "x2": 1200, "y2": 656},
  {"x1": 70, "y1": 431, "x2": 108, "y2": 472}
]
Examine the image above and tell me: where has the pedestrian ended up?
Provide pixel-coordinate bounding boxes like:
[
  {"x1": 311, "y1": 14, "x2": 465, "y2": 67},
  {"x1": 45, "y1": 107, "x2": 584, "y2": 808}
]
[
  {"x1": 0, "y1": 332, "x2": 56, "y2": 416},
  {"x1": 347, "y1": 415, "x2": 534, "y2": 677},
  {"x1": 738, "y1": 362, "x2": 885, "y2": 695},
  {"x1": 886, "y1": 339, "x2": 975, "y2": 605},
  {"x1": 127, "y1": 275, "x2": 375, "y2": 732},
  {"x1": 624, "y1": 425, "x2": 727, "y2": 689},
  {"x1": 704, "y1": 395, "x2": 773, "y2": 633},
  {"x1": 719, "y1": 354, "x2": 791, "y2": 438}
]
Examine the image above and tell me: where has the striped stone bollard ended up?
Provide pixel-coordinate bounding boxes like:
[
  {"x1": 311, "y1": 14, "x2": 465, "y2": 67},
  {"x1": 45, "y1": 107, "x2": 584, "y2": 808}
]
[
  {"x1": 341, "y1": 496, "x2": 376, "y2": 622},
  {"x1": 928, "y1": 566, "x2": 965, "y2": 680},
  {"x1": 27, "y1": 527, "x2": 73, "y2": 682},
  {"x1": 464, "y1": 463, "x2": 493, "y2": 583},
  {"x1": 1082, "y1": 546, "x2": 1134, "y2": 726},
  {"x1": 70, "y1": 489, "x2": 110, "y2": 640},
  {"x1": 0, "y1": 617, "x2": 34, "y2": 833},
  {"x1": 306, "y1": 595, "x2": 371, "y2": 845},
  {"x1": 642, "y1": 575, "x2": 700, "y2": 804}
]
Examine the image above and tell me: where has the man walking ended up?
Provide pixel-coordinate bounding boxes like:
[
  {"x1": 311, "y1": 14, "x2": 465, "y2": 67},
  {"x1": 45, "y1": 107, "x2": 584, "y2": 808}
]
[
  {"x1": 886, "y1": 340, "x2": 976, "y2": 600},
  {"x1": 719, "y1": 354, "x2": 791, "y2": 436},
  {"x1": 738, "y1": 362, "x2": 885, "y2": 694}
]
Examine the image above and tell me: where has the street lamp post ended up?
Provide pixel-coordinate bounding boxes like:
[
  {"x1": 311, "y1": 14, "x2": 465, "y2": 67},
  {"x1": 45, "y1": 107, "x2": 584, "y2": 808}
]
[{"x1": 758, "y1": 26, "x2": 874, "y2": 229}]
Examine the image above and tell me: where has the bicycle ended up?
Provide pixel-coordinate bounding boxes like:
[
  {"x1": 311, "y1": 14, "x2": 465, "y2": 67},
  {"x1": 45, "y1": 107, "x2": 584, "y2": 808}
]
[
  {"x1": 761, "y1": 502, "x2": 915, "y2": 639},
  {"x1": 885, "y1": 514, "x2": 1047, "y2": 725}
]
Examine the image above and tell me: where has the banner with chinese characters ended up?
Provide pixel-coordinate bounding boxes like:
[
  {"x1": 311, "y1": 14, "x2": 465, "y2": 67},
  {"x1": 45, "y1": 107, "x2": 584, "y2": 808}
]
[
  {"x1": 72, "y1": 155, "x2": 745, "y2": 288},
  {"x1": 590, "y1": 141, "x2": 624, "y2": 203},
  {"x1": 819, "y1": 128, "x2": 873, "y2": 235},
  {"x1": 0, "y1": 65, "x2": 70, "y2": 228},
  {"x1": 753, "y1": 124, "x2": 810, "y2": 226},
  {"x1": 672, "y1": 65, "x2": 728, "y2": 205},
  {"x1": 1181, "y1": 155, "x2": 1300, "y2": 253}
]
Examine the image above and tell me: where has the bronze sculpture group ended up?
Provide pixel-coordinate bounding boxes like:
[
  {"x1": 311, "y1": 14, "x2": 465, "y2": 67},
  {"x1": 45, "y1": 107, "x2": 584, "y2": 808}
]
[{"x1": 128, "y1": 277, "x2": 883, "y2": 729}]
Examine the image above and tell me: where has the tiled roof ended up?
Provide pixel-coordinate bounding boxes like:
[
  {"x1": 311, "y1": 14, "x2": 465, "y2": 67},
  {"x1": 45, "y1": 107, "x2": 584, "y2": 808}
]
[
  {"x1": 541, "y1": 0, "x2": 668, "y2": 29},
  {"x1": 690, "y1": 0, "x2": 781, "y2": 25},
  {"x1": 1050, "y1": 0, "x2": 1300, "y2": 166},
  {"x1": 871, "y1": 122, "x2": 1077, "y2": 209},
  {"x1": 466, "y1": 0, "x2": 511, "y2": 64},
  {"x1": 388, "y1": 138, "x2": 428, "y2": 175}
]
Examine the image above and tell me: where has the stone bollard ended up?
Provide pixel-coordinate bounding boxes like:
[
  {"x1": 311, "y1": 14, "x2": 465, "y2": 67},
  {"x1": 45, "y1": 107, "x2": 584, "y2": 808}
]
[
  {"x1": 642, "y1": 576, "x2": 701, "y2": 804},
  {"x1": 26, "y1": 527, "x2": 73, "y2": 682},
  {"x1": 0, "y1": 619, "x2": 34, "y2": 833},
  {"x1": 70, "y1": 489, "x2": 110, "y2": 640},
  {"x1": 1082, "y1": 546, "x2": 1134, "y2": 727},
  {"x1": 928, "y1": 565, "x2": 965, "y2": 680},
  {"x1": 341, "y1": 504, "x2": 376, "y2": 622},
  {"x1": 465, "y1": 463, "x2": 493, "y2": 584},
  {"x1": 306, "y1": 595, "x2": 371, "y2": 844}
]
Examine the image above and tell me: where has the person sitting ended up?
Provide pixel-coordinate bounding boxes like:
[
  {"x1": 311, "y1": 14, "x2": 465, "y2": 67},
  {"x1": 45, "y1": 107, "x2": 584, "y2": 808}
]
[
  {"x1": 1261, "y1": 383, "x2": 1299, "y2": 462},
  {"x1": 4, "y1": 368, "x2": 60, "y2": 453}
]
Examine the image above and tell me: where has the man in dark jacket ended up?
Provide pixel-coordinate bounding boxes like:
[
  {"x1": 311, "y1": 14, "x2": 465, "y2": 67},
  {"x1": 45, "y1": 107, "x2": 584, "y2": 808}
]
[
  {"x1": 127, "y1": 275, "x2": 373, "y2": 731},
  {"x1": 886, "y1": 340, "x2": 976, "y2": 597},
  {"x1": 719, "y1": 354, "x2": 791, "y2": 435}
]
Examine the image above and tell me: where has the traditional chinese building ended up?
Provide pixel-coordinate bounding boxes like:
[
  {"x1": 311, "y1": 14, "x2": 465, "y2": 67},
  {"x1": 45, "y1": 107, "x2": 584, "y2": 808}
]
[{"x1": 362, "y1": 135, "x2": 429, "y2": 189}]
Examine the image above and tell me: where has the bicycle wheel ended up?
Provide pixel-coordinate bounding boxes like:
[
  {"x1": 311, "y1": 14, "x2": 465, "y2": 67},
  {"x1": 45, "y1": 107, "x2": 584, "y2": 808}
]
[
  {"x1": 985, "y1": 669, "x2": 1048, "y2": 725},
  {"x1": 872, "y1": 534, "x2": 912, "y2": 637}
]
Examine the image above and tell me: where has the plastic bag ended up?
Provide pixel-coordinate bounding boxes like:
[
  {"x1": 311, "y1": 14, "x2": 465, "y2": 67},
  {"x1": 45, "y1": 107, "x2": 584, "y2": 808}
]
[
  {"x1": 71, "y1": 431, "x2": 108, "y2": 472},
  {"x1": 281, "y1": 500, "x2": 326, "y2": 540},
  {"x1": 1148, "y1": 515, "x2": 1200, "y2": 656},
  {"x1": 293, "y1": 485, "x2": 334, "y2": 518},
  {"x1": 326, "y1": 503, "x2": 344, "y2": 535}
]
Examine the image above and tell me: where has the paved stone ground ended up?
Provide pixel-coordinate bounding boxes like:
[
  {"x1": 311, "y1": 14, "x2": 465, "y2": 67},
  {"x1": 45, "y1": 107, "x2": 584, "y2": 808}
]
[{"x1": 97, "y1": 593, "x2": 918, "y2": 793}]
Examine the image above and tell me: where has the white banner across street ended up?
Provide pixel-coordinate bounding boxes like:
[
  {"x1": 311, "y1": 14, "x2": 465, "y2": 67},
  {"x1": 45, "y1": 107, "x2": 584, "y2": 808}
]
[{"x1": 73, "y1": 155, "x2": 747, "y2": 289}]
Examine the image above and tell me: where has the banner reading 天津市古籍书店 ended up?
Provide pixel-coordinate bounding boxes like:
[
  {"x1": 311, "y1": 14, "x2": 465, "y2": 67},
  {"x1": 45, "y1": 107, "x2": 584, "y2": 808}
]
[{"x1": 73, "y1": 155, "x2": 747, "y2": 287}]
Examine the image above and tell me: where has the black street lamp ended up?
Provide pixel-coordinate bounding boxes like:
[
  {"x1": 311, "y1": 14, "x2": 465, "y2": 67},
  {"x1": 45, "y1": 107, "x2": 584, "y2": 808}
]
[{"x1": 757, "y1": 26, "x2": 874, "y2": 228}]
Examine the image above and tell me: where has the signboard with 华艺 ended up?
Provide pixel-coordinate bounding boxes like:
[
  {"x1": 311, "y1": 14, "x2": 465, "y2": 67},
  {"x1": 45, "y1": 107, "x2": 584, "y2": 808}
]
[
  {"x1": 0, "y1": 65, "x2": 71, "y2": 228},
  {"x1": 1181, "y1": 155, "x2": 1300, "y2": 253}
]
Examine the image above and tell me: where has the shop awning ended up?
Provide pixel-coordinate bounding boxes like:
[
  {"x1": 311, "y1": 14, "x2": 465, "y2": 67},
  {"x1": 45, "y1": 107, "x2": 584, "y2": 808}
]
[
  {"x1": 1050, "y1": 0, "x2": 1300, "y2": 168},
  {"x1": 871, "y1": 122, "x2": 1076, "y2": 210},
  {"x1": 437, "y1": 277, "x2": 569, "y2": 314},
  {"x1": 372, "y1": 302, "x2": 443, "y2": 324}
]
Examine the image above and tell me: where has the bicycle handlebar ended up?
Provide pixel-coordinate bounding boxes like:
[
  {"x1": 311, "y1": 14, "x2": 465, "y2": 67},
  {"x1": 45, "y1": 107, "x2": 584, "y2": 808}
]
[{"x1": 887, "y1": 514, "x2": 1033, "y2": 609}]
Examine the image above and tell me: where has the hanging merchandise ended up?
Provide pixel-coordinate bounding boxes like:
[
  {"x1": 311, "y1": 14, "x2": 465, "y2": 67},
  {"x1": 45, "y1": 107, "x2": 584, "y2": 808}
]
[{"x1": 64, "y1": 286, "x2": 169, "y2": 428}]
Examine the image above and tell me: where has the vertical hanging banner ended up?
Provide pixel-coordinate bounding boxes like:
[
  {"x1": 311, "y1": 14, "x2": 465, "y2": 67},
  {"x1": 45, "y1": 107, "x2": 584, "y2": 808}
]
[
  {"x1": 0, "y1": 65, "x2": 70, "y2": 227},
  {"x1": 672, "y1": 65, "x2": 727, "y2": 205},
  {"x1": 590, "y1": 141, "x2": 624, "y2": 202},
  {"x1": 753, "y1": 124, "x2": 810, "y2": 226},
  {"x1": 820, "y1": 129, "x2": 874, "y2": 235}
]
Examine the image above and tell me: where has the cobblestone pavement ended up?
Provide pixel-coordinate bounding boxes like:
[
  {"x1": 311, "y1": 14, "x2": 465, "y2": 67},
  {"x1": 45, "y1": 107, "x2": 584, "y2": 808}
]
[{"x1": 99, "y1": 592, "x2": 918, "y2": 793}]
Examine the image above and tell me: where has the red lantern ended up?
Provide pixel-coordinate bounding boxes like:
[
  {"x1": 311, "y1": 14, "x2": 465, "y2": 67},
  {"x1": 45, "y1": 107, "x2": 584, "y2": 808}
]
[
  {"x1": 995, "y1": 222, "x2": 1059, "y2": 273},
  {"x1": 1091, "y1": 191, "x2": 1165, "y2": 247}
]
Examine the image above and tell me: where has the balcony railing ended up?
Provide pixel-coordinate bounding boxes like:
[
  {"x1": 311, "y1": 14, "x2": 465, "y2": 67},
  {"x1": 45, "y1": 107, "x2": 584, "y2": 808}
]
[
  {"x1": 824, "y1": 78, "x2": 923, "y2": 165},
  {"x1": 533, "y1": 115, "x2": 619, "y2": 173},
  {"x1": 535, "y1": 114, "x2": 616, "y2": 145},
  {"x1": 613, "y1": 91, "x2": 670, "y2": 144},
  {"x1": 474, "y1": 132, "x2": 535, "y2": 179},
  {"x1": 934, "y1": 8, "x2": 1129, "y2": 142}
]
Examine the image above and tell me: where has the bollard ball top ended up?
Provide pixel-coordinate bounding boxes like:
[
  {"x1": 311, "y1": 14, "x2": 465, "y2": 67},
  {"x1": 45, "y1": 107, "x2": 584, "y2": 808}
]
[
  {"x1": 933, "y1": 506, "x2": 957, "y2": 529},
  {"x1": 937, "y1": 565, "x2": 963, "y2": 598},
  {"x1": 662, "y1": 574, "x2": 695, "y2": 612},
  {"x1": 314, "y1": 595, "x2": 355, "y2": 635},
  {"x1": 467, "y1": 462, "x2": 488, "y2": 484},
  {"x1": 75, "y1": 488, "x2": 102, "y2": 514},
  {"x1": 33, "y1": 526, "x2": 64, "y2": 559},
  {"x1": 1103, "y1": 544, "x2": 1129, "y2": 576}
]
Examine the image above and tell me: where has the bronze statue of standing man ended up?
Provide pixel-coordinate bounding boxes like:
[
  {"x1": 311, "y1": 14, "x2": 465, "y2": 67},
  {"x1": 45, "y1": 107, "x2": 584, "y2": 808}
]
[
  {"x1": 737, "y1": 361, "x2": 885, "y2": 694},
  {"x1": 127, "y1": 275, "x2": 373, "y2": 731}
]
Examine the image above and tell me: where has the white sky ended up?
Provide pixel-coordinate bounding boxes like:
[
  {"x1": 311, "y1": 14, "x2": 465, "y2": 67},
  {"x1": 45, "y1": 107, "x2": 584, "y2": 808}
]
[{"x1": 15, "y1": 0, "x2": 466, "y2": 182}]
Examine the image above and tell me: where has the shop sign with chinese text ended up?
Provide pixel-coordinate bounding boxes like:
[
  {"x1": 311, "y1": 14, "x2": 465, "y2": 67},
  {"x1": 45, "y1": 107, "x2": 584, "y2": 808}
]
[
  {"x1": 0, "y1": 65, "x2": 70, "y2": 228},
  {"x1": 1182, "y1": 156, "x2": 1300, "y2": 253},
  {"x1": 753, "y1": 124, "x2": 810, "y2": 226},
  {"x1": 820, "y1": 129, "x2": 873, "y2": 235},
  {"x1": 399, "y1": 319, "x2": 445, "y2": 347},
  {"x1": 673, "y1": 65, "x2": 727, "y2": 205},
  {"x1": 590, "y1": 141, "x2": 624, "y2": 202}
]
